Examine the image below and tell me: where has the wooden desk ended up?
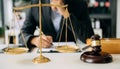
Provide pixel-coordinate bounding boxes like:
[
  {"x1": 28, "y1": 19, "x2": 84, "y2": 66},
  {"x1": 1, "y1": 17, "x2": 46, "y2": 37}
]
[{"x1": 0, "y1": 53, "x2": 120, "y2": 69}]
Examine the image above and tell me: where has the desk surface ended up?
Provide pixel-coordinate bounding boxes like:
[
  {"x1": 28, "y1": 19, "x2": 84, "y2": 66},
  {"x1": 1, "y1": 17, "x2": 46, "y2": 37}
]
[
  {"x1": 0, "y1": 52, "x2": 120, "y2": 69},
  {"x1": 0, "y1": 42, "x2": 120, "y2": 69}
]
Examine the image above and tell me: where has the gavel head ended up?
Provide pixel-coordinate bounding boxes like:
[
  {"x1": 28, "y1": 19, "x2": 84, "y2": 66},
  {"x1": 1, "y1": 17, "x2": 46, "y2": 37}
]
[{"x1": 91, "y1": 34, "x2": 100, "y2": 40}]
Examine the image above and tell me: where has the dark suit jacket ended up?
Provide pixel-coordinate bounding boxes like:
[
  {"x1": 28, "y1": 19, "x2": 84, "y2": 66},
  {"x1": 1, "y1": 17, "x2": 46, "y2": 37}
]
[{"x1": 19, "y1": 0, "x2": 94, "y2": 50}]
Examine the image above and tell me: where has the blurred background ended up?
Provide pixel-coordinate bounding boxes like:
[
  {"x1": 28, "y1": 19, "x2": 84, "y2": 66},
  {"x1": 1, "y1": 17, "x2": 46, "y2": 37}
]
[{"x1": 0, "y1": 0, "x2": 119, "y2": 44}]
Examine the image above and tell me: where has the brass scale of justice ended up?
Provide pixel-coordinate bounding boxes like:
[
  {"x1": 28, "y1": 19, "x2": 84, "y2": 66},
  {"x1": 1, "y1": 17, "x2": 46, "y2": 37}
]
[{"x1": 3, "y1": 0, "x2": 80, "y2": 63}]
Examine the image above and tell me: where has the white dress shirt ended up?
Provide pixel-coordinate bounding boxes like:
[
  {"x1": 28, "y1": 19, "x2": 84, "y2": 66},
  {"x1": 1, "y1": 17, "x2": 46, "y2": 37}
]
[{"x1": 51, "y1": 10, "x2": 62, "y2": 32}]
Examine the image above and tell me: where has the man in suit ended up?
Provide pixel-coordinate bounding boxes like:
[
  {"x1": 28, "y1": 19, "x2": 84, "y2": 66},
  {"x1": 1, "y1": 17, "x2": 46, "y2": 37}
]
[{"x1": 19, "y1": 0, "x2": 94, "y2": 50}]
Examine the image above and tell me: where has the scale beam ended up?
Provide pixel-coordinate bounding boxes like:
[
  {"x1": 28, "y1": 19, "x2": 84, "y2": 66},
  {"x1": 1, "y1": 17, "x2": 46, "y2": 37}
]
[{"x1": 13, "y1": 4, "x2": 68, "y2": 10}]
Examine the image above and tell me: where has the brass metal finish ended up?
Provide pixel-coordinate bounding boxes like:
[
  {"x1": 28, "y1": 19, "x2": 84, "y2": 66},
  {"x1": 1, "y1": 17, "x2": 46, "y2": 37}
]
[
  {"x1": 56, "y1": 46, "x2": 80, "y2": 53},
  {"x1": 12, "y1": 0, "x2": 68, "y2": 63},
  {"x1": 56, "y1": 8, "x2": 79, "y2": 53},
  {"x1": 13, "y1": 4, "x2": 68, "y2": 10},
  {"x1": 11, "y1": 0, "x2": 79, "y2": 64},
  {"x1": 32, "y1": 0, "x2": 51, "y2": 64},
  {"x1": 3, "y1": 47, "x2": 28, "y2": 55},
  {"x1": 81, "y1": 35, "x2": 113, "y2": 63},
  {"x1": 91, "y1": 40, "x2": 101, "y2": 46},
  {"x1": 32, "y1": 55, "x2": 50, "y2": 64},
  {"x1": 3, "y1": 10, "x2": 29, "y2": 55}
]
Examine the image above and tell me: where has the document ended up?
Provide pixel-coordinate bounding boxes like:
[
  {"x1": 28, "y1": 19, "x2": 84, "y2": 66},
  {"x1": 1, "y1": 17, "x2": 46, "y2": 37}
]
[{"x1": 38, "y1": 42, "x2": 77, "y2": 53}]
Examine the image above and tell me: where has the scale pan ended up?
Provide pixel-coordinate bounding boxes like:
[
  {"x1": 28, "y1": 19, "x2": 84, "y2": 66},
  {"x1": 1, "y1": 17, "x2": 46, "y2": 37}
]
[
  {"x1": 55, "y1": 45, "x2": 80, "y2": 53},
  {"x1": 3, "y1": 47, "x2": 28, "y2": 55}
]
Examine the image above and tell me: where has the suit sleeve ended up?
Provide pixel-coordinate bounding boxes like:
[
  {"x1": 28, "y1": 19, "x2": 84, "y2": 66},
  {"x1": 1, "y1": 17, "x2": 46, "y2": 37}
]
[{"x1": 19, "y1": 4, "x2": 37, "y2": 51}]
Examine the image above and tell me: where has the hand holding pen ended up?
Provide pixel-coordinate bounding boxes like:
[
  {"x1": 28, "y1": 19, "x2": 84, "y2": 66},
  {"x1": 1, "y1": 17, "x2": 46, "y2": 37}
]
[
  {"x1": 30, "y1": 30, "x2": 53, "y2": 48},
  {"x1": 31, "y1": 35, "x2": 53, "y2": 48}
]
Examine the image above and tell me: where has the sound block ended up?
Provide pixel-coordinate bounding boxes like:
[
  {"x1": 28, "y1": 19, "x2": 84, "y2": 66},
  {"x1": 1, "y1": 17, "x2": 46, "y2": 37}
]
[{"x1": 80, "y1": 52, "x2": 112, "y2": 63}]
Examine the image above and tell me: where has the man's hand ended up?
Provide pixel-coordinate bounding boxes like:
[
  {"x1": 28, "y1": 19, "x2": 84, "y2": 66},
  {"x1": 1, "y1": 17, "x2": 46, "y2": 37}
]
[
  {"x1": 31, "y1": 35, "x2": 53, "y2": 48},
  {"x1": 50, "y1": 0, "x2": 69, "y2": 18}
]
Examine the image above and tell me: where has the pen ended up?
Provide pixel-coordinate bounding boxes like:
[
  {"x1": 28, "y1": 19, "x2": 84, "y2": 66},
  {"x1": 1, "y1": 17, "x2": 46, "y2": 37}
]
[{"x1": 49, "y1": 50, "x2": 59, "y2": 53}]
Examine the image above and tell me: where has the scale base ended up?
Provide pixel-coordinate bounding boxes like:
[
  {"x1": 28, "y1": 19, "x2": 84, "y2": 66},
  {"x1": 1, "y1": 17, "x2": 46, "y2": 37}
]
[
  {"x1": 80, "y1": 52, "x2": 112, "y2": 63},
  {"x1": 32, "y1": 55, "x2": 50, "y2": 64}
]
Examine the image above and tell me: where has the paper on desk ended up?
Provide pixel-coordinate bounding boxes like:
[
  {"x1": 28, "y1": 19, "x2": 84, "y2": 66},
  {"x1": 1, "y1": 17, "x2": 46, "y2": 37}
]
[{"x1": 41, "y1": 42, "x2": 76, "y2": 52}]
